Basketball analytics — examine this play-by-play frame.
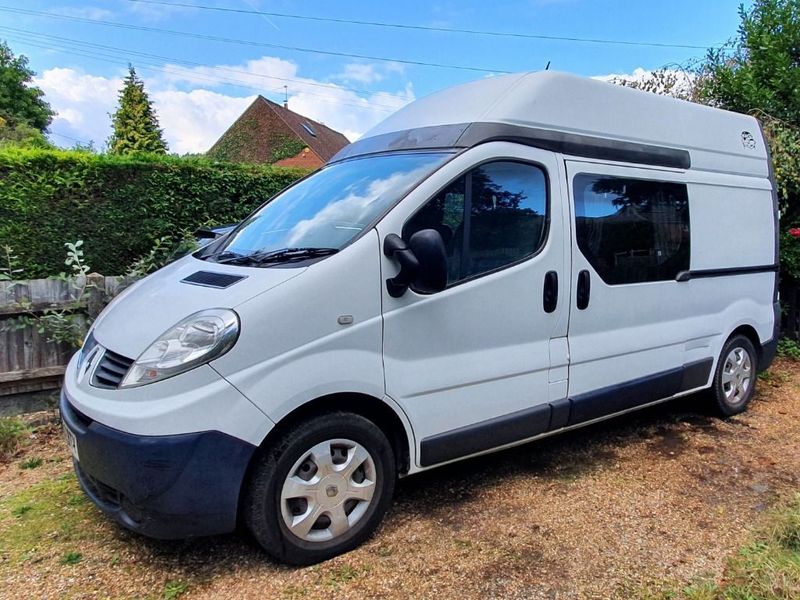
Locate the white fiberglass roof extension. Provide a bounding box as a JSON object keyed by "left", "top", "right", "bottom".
{"left": 333, "top": 71, "right": 769, "bottom": 179}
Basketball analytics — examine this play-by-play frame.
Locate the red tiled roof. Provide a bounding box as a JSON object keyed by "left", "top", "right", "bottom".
{"left": 260, "top": 97, "right": 350, "bottom": 161}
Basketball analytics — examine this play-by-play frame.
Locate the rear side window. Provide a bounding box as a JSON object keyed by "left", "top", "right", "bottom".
{"left": 573, "top": 174, "right": 690, "bottom": 285}
{"left": 404, "top": 161, "right": 548, "bottom": 286}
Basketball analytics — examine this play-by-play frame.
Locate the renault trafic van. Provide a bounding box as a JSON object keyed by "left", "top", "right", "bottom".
{"left": 61, "top": 71, "right": 779, "bottom": 565}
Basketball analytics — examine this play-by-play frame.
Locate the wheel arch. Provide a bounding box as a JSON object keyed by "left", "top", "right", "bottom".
{"left": 728, "top": 324, "right": 763, "bottom": 366}
{"left": 250, "top": 392, "right": 412, "bottom": 476}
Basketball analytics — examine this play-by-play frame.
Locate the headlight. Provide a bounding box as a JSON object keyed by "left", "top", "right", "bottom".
{"left": 120, "top": 308, "right": 239, "bottom": 388}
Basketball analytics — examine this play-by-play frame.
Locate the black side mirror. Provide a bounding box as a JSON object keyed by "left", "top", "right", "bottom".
{"left": 383, "top": 229, "right": 447, "bottom": 297}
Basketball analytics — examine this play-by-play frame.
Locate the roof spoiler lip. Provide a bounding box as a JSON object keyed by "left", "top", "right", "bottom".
{"left": 329, "top": 121, "right": 691, "bottom": 170}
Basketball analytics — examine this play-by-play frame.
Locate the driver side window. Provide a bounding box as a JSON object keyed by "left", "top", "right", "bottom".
{"left": 403, "top": 160, "right": 548, "bottom": 286}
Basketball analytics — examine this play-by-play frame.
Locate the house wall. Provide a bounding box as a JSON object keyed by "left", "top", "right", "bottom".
{"left": 274, "top": 147, "right": 324, "bottom": 169}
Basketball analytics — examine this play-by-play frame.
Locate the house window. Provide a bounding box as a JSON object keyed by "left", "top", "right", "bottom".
{"left": 573, "top": 173, "right": 690, "bottom": 285}
{"left": 301, "top": 123, "right": 317, "bottom": 137}
{"left": 404, "top": 161, "right": 548, "bottom": 286}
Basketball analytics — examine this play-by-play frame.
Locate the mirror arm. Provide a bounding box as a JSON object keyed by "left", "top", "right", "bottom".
{"left": 383, "top": 234, "right": 419, "bottom": 298}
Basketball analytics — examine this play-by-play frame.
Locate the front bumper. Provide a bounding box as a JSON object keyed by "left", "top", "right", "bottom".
{"left": 60, "top": 390, "right": 257, "bottom": 539}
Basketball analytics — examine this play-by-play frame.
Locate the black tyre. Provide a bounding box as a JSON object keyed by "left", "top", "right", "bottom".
{"left": 243, "top": 411, "right": 396, "bottom": 565}
{"left": 708, "top": 334, "right": 758, "bottom": 417}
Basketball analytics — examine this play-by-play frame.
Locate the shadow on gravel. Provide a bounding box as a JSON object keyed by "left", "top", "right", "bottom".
{"left": 123, "top": 392, "right": 730, "bottom": 567}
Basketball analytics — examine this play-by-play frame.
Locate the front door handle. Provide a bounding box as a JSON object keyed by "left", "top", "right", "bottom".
{"left": 543, "top": 271, "right": 558, "bottom": 313}
{"left": 577, "top": 269, "right": 591, "bottom": 310}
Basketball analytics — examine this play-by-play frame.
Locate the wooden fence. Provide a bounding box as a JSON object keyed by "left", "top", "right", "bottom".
{"left": 0, "top": 274, "right": 134, "bottom": 396}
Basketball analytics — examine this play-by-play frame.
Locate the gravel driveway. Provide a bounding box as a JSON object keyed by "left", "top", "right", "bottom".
{"left": 1, "top": 360, "right": 799, "bottom": 599}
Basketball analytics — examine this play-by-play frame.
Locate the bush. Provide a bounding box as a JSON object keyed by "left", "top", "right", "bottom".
{"left": 0, "top": 147, "right": 307, "bottom": 277}
{"left": 0, "top": 417, "right": 29, "bottom": 460}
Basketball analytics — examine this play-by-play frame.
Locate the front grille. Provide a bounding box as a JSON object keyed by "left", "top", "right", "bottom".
{"left": 91, "top": 348, "right": 134, "bottom": 389}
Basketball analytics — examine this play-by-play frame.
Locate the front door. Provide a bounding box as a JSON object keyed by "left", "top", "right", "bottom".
{"left": 378, "top": 143, "right": 569, "bottom": 467}
{"left": 564, "top": 159, "right": 700, "bottom": 426}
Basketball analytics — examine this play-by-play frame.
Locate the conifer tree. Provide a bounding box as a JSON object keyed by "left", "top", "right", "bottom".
{"left": 108, "top": 66, "right": 167, "bottom": 154}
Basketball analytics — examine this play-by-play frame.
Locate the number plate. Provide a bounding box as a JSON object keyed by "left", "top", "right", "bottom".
{"left": 63, "top": 423, "right": 79, "bottom": 462}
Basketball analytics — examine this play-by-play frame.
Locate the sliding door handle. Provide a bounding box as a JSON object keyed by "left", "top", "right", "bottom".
{"left": 577, "top": 269, "right": 591, "bottom": 310}
{"left": 543, "top": 271, "right": 558, "bottom": 313}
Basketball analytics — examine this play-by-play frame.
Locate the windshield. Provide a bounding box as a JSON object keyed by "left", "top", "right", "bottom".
{"left": 203, "top": 152, "right": 451, "bottom": 264}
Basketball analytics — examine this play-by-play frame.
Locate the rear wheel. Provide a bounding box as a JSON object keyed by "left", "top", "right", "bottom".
{"left": 243, "top": 412, "right": 395, "bottom": 565}
{"left": 708, "top": 334, "right": 758, "bottom": 417}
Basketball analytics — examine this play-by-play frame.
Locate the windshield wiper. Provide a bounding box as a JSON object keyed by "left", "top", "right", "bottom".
{"left": 215, "top": 247, "right": 339, "bottom": 266}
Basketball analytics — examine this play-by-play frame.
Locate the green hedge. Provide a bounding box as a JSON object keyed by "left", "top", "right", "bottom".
{"left": 0, "top": 148, "right": 308, "bottom": 277}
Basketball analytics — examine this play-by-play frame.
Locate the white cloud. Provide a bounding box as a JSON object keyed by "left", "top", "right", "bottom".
{"left": 593, "top": 67, "right": 696, "bottom": 97}
{"left": 35, "top": 68, "right": 121, "bottom": 147}
{"left": 51, "top": 6, "right": 115, "bottom": 20}
{"left": 34, "top": 55, "right": 415, "bottom": 152}
{"left": 151, "top": 89, "right": 255, "bottom": 154}
{"left": 337, "top": 62, "right": 406, "bottom": 84}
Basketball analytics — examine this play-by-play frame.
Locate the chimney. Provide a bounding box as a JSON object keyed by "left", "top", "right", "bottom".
{"left": 283, "top": 85, "right": 288, "bottom": 109}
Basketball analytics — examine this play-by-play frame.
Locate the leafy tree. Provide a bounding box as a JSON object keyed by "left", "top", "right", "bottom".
{"left": 0, "top": 40, "right": 53, "bottom": 143}
{"left": 696, "top": 0, "right": 800, "bottom": 124}
{"left": 611, "top": 68, "right": 697, "bottom": 101}
{"left": 108, "top": 66, "right": 167, "bottom": 155}
{"left": 0, "top": 117, "right": 51, "bottom": 149}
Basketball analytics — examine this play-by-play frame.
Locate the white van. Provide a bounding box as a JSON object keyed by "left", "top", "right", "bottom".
{"left": 61, "top": 71, "right": 779, "bottom": 565}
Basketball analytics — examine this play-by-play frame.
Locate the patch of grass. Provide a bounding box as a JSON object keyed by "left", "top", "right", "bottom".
{"left": 20, "top": 457, "right": 43, "bottom": 470}
{"left": 0, "top": 416, "right": 29, "bottom": 460}
{"left": 60, "top": 551, "right": 82, "bottom": 565}
{"left": 657, "top": 494, "right": 800, "bottom": 599}
{"left": 163, "top": 580, "right": 189, "bottom": 599}
{"left": 11, "top": 504, "right": 32, "bottom": 518}
{"left": 777, "top": 338, "right": 800, "bottom": 360}
{"left": 324, "top": 564, "right": 359, "bottom": 587}
{"left": 0, "top": 473, "right": 101, "bottom": 566}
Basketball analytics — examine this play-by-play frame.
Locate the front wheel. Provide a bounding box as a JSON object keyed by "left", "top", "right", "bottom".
{"left": 708, "top": 334, "right": 758, "bottom": 417}
{"left": 243, "top": 412, "right": 396, "bottom": 565}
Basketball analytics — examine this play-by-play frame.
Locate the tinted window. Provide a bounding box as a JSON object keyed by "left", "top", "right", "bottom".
{"left": 573, "top": 174, "right": 690, "bottom": 285}
{"left": 405, "top": 161, "right": 547, "bottom": 285}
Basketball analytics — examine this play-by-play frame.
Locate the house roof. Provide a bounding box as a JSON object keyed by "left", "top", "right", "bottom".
{"left": 257, "top": 96, "right": 350, "bottom": 161}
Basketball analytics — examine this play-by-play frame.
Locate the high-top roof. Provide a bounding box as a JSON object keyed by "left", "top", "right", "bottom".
{"left": 332, "top": 71, "right": 769, "bottom": 179}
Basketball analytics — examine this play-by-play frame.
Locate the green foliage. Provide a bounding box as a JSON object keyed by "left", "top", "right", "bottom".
{"left": 0, "top": 147, "right": 307, "bottom": 277}
{"left": 696, "top": 1, "right": 800, "bottom": 125}
{"left": 0, "top": 118, "right": 52, "bottom": 149}
{"left": 127, "top": 231, "right": 197, "bottom": 278}
{"left": 777, "top": 338, "right": 800, "bottom": 360}
{"left": 0, "top": 40, "right": 53, "bottom": 132}
{"left": 163, "top": 580, "right": 189, "bottom": 599}
{"left": 270, "top": 135, "right": 307, "bottom": 163}
{"left": 19, "top": 457, "right": 43, "bottom": 470}
{"left": 60, "top": 551, "right": 82, "bottom": 565}
{"left": 207, "top": 115, "right": 259, "bottom": 162}
{"left": 0, "top": 417, "right": 29, "bottom": 460}
{"left": 696, "top": 0, "right": 800, "bottom": 226}
{"left": 108, "top": 66, "right": 168, "bottom": 155}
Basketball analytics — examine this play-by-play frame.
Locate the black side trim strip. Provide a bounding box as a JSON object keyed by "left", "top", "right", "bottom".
{"left": 419, "top": 404, "right": 551, "bottom": 467}
{"left": 676, "top": 264, "right": 779, "bottom": 281}
{"left": 330, "top": 122, "right": 691, "bottom": 170}
{"left": 681, "top": 358, "right": 714, "bottom": 391}
{"left": 568, "top": 367, "right": 684, "bottom": 426}
{"left": 418, "top": 359, "right": 715, "bottom": 467}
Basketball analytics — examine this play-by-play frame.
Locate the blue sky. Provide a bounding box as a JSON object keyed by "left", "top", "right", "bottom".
{"left": 0, "top": 0, "right": 748, "bottom": 152}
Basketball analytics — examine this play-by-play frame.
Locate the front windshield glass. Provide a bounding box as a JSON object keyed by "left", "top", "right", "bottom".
{"left": 206, "top": 152, "right": 451, "bottom": 261}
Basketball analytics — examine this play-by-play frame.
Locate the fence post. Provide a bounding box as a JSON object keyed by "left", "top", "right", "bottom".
{"left": 86, "top": 273, "right": 107, "bottom": 319}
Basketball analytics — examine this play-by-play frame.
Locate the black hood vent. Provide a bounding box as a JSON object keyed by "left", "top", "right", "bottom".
{"left": 181, "top": 271, "right": 247, "bottom": 289}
